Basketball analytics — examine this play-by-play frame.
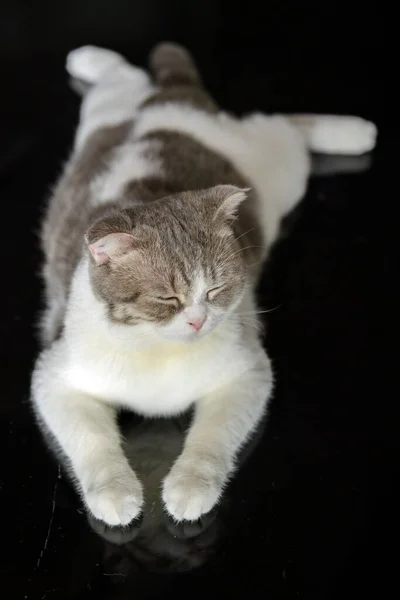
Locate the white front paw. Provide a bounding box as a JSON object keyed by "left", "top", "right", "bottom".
{"left": 84, "top": 472, "right": 143, "bottom": 526}
{"left": 162, "top": 462, "right": 223, "bottom": 522}
{"left": 66, "top": 45, "right": 125, "bottom": 83}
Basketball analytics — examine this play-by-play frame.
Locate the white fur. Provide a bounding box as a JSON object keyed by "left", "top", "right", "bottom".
{"left": 184, "top": 273, "right": 208, "bottom": 331}
{"left": 162, "top": 355, "right": 271, "bottom": 521}
{"left": 66, "top": 45, "right": 126, "bottom": 83}
{"left": 90, "top": 139, "right": 163, "bottom": 205}
{"left": 286, "top": 114, "right": 377, "bottom": 154}
{"left": 33, "top": 46, "right": 378, "bottom": 526}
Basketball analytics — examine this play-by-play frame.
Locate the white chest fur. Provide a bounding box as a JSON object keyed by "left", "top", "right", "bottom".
{"left": 63, "top": 330, "right": 251, "bottom": 416}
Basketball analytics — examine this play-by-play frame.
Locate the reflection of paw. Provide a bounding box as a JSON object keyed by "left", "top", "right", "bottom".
{"left": 162, "top": 461, "right": 223, "bottom": 522}
{"left": 310, "top": 116, "right": 378, "bottom": 155}
{"left": 87, "top": 513, "right": 141, "bottom": 544}
{"left": 164, "top": 506, "right": 218, "bottom": 539}
{"left": 66, "top": 45, "right": 124, "bottom": 83}
{"left": 85, "top": 473, "right": 143, "bottom": 526}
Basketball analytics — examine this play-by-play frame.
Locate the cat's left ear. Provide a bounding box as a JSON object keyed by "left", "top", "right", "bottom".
{"left": 85, "top": 210, "right": 135, "bottom": 265}
{"left": 212, "top": 185, "right": 250, "bottom": 221}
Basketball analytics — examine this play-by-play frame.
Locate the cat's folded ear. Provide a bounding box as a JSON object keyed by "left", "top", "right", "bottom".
{"left": 211, "top": 185, "right": 250, "bottom": 222}
{"left": 85, "top": 211, "right": 136, "bottom": 265}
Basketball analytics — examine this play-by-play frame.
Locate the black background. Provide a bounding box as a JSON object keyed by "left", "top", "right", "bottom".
{"left": 0, "top": 2, "right": 393, "bottom": 599}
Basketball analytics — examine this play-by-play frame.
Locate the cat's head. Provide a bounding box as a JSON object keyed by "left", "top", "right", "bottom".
{"left": 85, "top": 185, "right": 249, "bottom": 343}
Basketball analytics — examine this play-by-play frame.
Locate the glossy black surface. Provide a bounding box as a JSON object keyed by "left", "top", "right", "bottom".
{"left": 1, "top": 2, "right": 392, "bottom": 599}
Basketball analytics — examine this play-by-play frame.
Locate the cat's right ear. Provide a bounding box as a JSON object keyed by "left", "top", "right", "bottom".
{"left": 85, "top": 212, "right": 135, "bottom": 265}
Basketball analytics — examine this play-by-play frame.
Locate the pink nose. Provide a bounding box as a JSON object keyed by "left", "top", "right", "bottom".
{"left": 187, "top": 317, "right": 206, "bottom": 332}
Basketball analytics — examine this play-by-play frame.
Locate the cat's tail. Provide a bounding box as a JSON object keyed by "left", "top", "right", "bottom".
{"left": 149, "top": 42, "right": 202, "bottom": 87}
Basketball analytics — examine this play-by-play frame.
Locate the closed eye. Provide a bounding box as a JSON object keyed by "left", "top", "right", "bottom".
{"left": 155, "top": 295, "right": 180, "bottom": 308}
{"left": 207, "top": 285, "right": 225, "bottom": 301}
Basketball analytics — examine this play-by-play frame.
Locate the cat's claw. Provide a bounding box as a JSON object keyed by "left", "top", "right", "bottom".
{"left": 66, "top": 45, "right": 125, "bottom": 83}
{"left": 162, "top": 463, "right": 223, "bottom": 522}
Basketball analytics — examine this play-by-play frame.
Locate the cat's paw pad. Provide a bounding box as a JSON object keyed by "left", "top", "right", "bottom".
{"left": 311, "top": 116, "right": 378, "bottom": 155}
{"left": 66, "top": 46, "right": 125, "bottom": 83}
{"left": 162, "top": 464, "right": 223, "bottom": 522}
{"left": 85, "top": 477, "right": 143, "bottom": 526}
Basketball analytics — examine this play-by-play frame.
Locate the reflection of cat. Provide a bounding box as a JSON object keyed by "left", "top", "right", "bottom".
{"left": 31, "top": 42, "right": 377, "bottom": 528}
{"left": 89, "top": 413, "right": 265, "bottom": 573}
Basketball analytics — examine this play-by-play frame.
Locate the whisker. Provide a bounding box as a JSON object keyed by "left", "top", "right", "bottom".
{"left": 246, "top": 260, "right": 263, "bottom": 270}
{"left": 216, "top": 244, "right": 263, "bottom": 269}
{"left": 215, "top": 227, "right": 255, "bottom": 256}
{"left": 232, "top": 311, "right": 261, "bottom": 323}
{"left": 237, "top": 305, "right": 282, "bottom": 316}
{"left": 234, "top": 318, "right": 265, "bottom": 335}
{"left": 227, "top": 227, "right": 256, "bottom": 249}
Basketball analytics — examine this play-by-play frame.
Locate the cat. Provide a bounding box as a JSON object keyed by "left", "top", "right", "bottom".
{"left": 31, "top": 42, "right": 377, "bottom": 527}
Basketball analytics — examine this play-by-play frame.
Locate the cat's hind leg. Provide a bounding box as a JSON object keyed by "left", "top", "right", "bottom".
{"left": 236, "top": 113, "right": 311, "bottom": 247}
{"left": 66, "top": 45, "right": 127, "bottom": 84}
{"left": 67, "top": 46, "right": 156, "bottom": 151}
{"left": 237, "top": 111, "right": 377, "bottom": 249}
{"left": 284, "top": 114, "right": 377, "bottom": 155}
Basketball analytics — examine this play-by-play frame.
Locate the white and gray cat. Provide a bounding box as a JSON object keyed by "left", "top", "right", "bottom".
{"left": 31, "top": 43, "right": 377, "bottom": 526}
